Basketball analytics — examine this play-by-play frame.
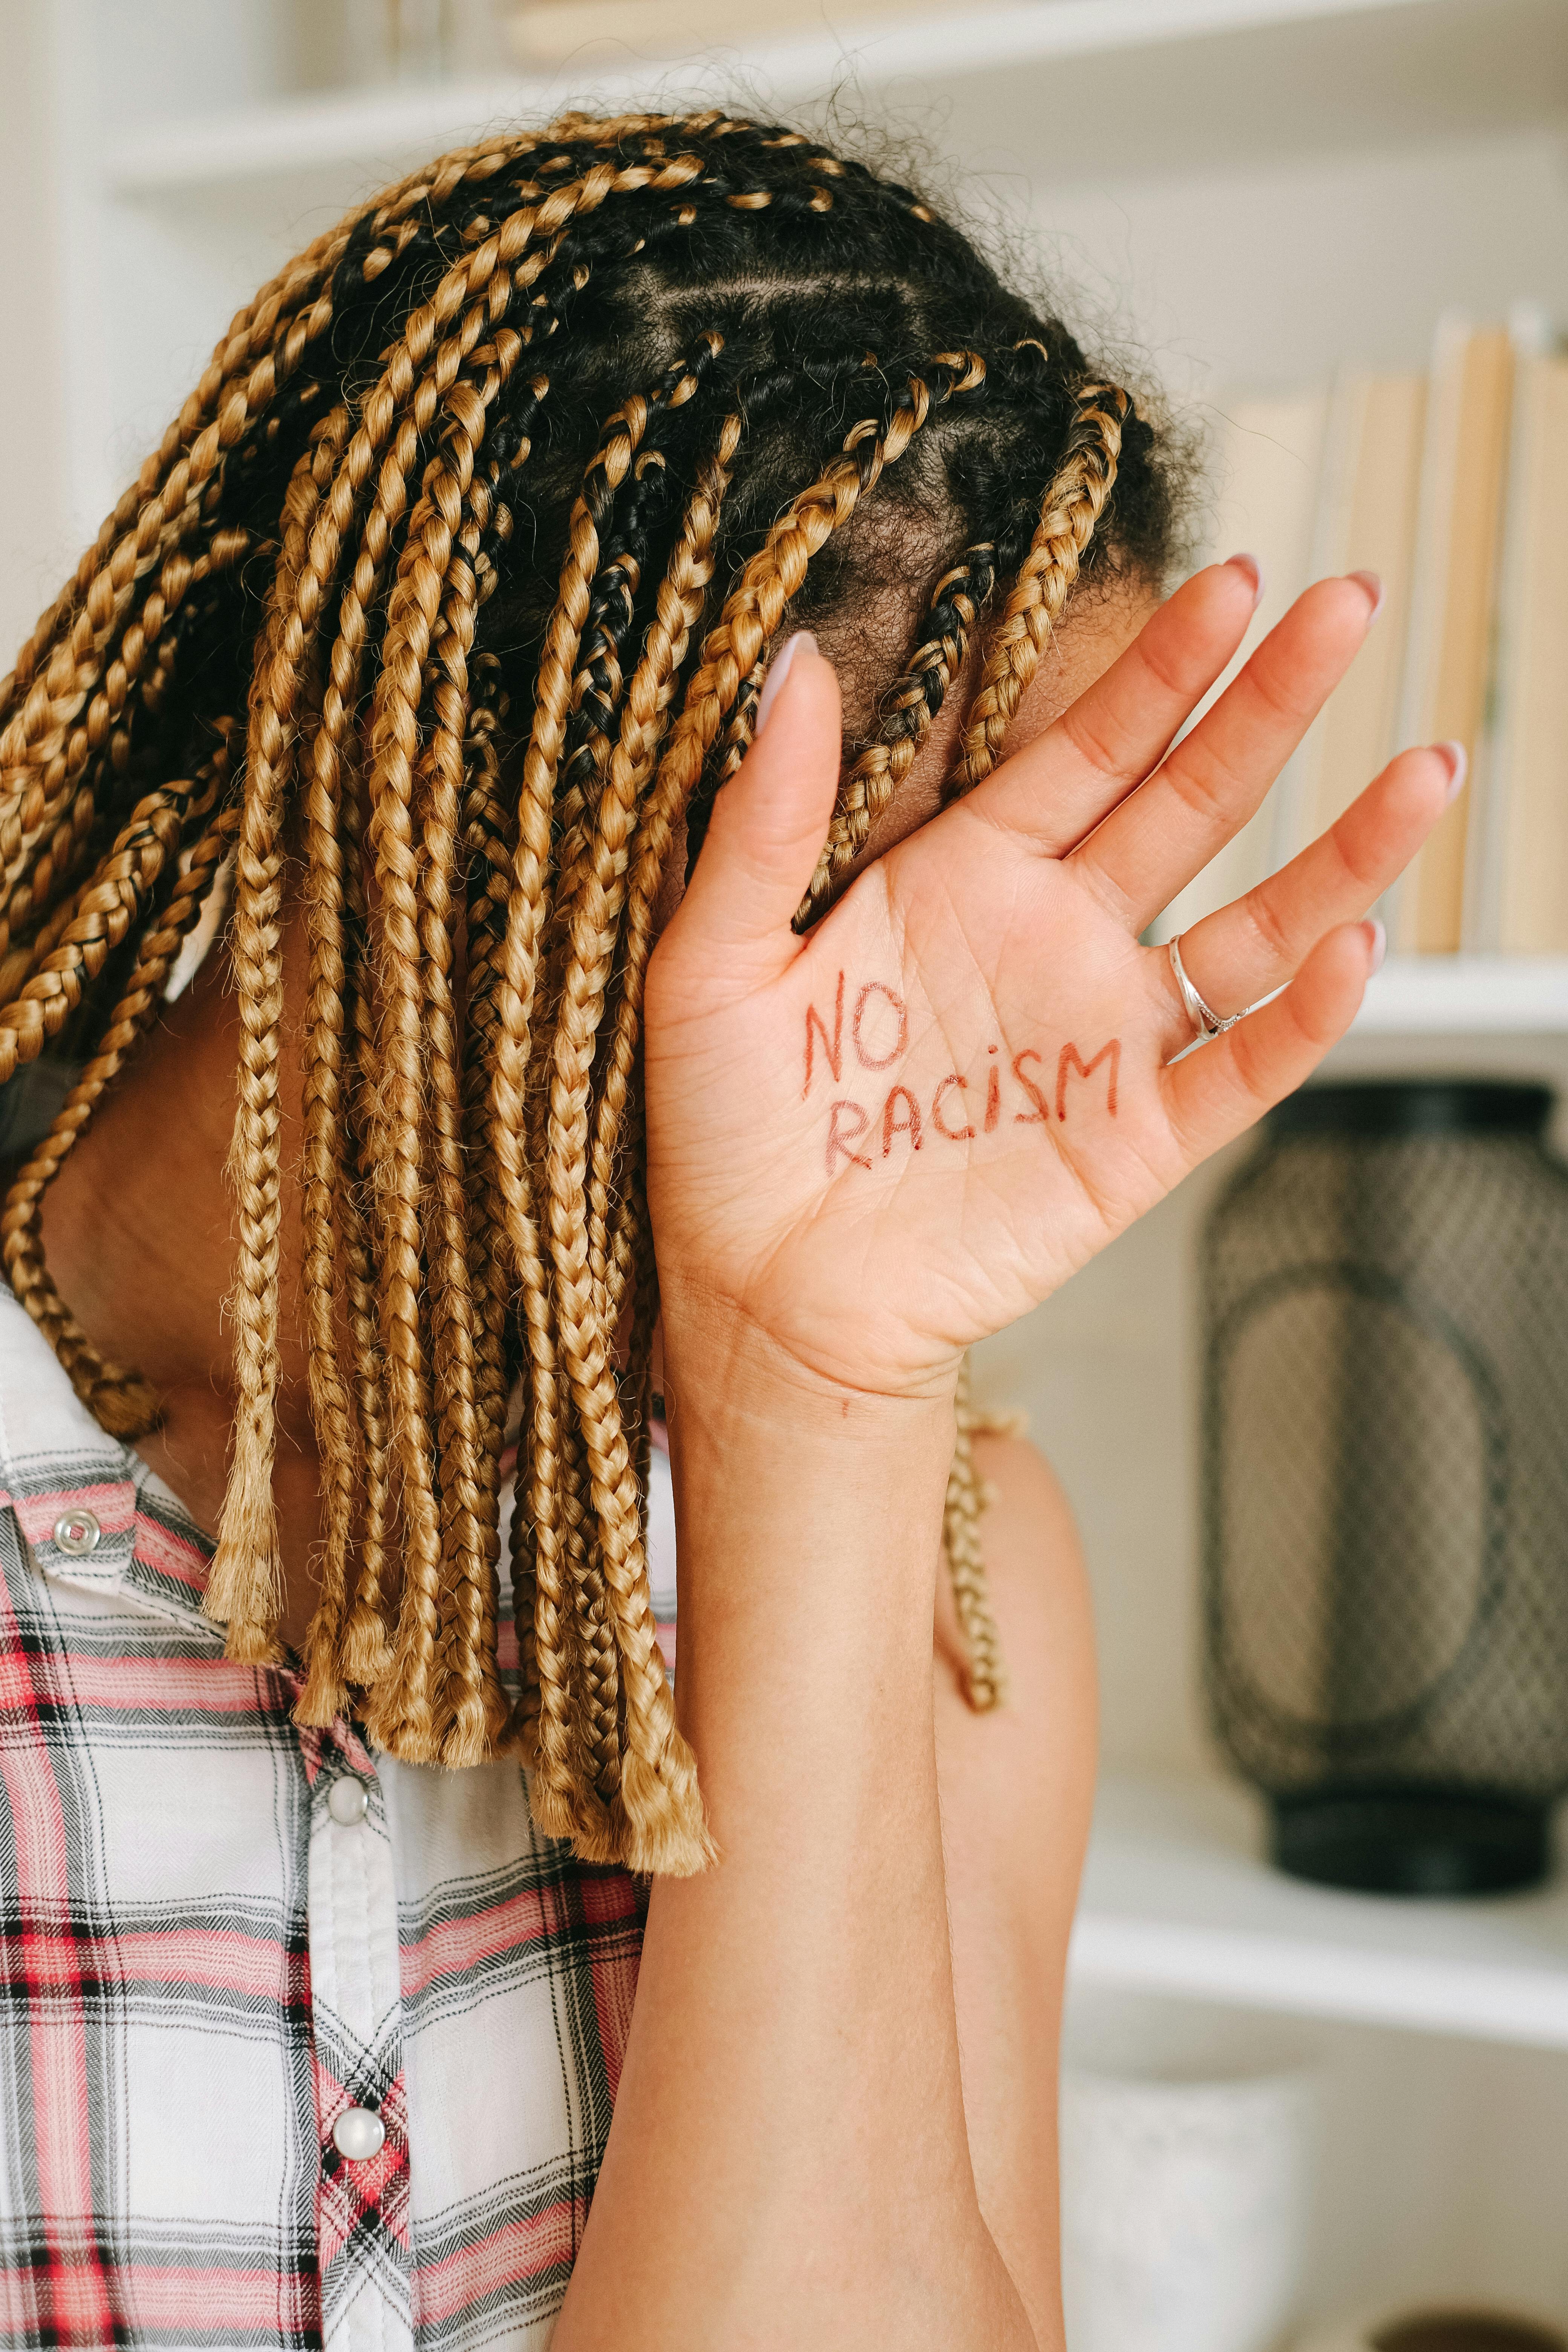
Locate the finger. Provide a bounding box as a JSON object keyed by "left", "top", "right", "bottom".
{"left": 675, "top": 634, "right": 841, "bottom": 971}
{"left": 1163, "top": 919, "right": 1378, "bottom": 1164}
{"left": 961, "top": 556, "right": 1262, "bottom": 853}
{"left": 1072, "top": 572, "right": 1382, "bottom": 926}
{"left": 1160, "top": 742, "right": 1458, "bottom": 1038}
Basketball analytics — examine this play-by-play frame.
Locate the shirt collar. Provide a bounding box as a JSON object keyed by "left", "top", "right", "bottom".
{"left": 0, "top": 1281, "right": 218, "bottom": 1637}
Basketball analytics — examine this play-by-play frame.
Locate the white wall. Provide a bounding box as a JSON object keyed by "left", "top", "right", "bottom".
{"left": 0, "top": 0, "right": 73, "bottom": 669}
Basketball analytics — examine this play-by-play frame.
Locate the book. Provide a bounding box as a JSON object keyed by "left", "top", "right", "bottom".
{"left": 1150, "top": 389, "right": 1328, "bottom": 945}
{"left": 1289, "top": 371, "right": 1426, "bottom": 854}
{"left": 1390, "top": 318, "right": 1516, "bottom": 953}
{"left": 1489, "top": 348, "right": 1568, "bottom": 952}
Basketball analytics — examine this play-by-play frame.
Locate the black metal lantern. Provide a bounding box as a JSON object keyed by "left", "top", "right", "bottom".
{"left": 1202, "top": 1080, "right": 1568, "bottom": 1896}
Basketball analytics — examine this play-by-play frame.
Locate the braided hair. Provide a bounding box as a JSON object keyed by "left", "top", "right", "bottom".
{"left": 0, "top": 110, "right": 1180, "bottom": 1873}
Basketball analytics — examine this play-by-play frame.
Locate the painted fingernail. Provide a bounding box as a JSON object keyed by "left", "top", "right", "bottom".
{"left": 755, "top": 631, "right": 817, "bottom": 739}
{"left": 1225, "top": 551, "right": 1265, "bottom": 611}
{"left": 1347, "top": 568, "right": 1385, "bottom": 623}
{"left": 1434, "top": 739, "right": 1468, "bottom": 804}
{"left": 1363, "top": 917, "right": 1387, "bottom": 973}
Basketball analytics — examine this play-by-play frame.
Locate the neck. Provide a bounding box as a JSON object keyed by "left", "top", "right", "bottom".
{"left": 37, "top": 946, "right": 327, "bottom": 1648}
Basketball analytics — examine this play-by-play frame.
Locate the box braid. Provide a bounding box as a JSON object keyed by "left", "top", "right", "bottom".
{"left": 0, "top": 110, "right": 1181, "bottom": 1873}
{"left": 801, "top": 536, "right": 997, "bottom": 909}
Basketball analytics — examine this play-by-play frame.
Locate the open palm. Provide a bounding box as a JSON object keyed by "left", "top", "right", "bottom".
{"left": 645, "top": 560, "right": 1453, "bottom": 1396}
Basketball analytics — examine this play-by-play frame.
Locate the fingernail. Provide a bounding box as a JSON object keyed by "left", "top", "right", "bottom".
{"left": 1225, "top": 551, "right": 1265, "bottom": 611}
{"left": 1433, "top": 739, "right": 1468, "bottom": 804}
{"left": 1347, "top": 568, "right": 1385, "bottom": 623}
{"left": 755, "top": 631, "right": 817, "bottom": 739}
{"left": 1363, "top": 917, "right": 1387, "bottom": 974}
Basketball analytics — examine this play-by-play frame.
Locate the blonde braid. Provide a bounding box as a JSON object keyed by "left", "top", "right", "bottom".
{"left": 539, "top": 347, "right": 724, "bottom": 1789}
{"left": 588, "top": 420, "right": 744, "bottom": 1348}
{"left": 584, "top": 545, "right": 729, "bottom": 1324}
{"left": 205, "top": 368, "right": 397, "bottom": 1665}
{"left": 489, "top": 400, "right": 651, "bottom": 1840}
{"left": 354, "top": 422, "right": 460, "bottom": 1762}
{"left": 294, "top": 407, "right": 367, "bottom": 1726}
{"left": 517, "top": 431, "right": 715, "bottom": 1821}
{"left": 293, "top": 338, "right": 448, "bottom": 1695}
{"left": 534, "top": 401, "right": 662, "bottom": 1814}
{"left": 801, "top": 539, "right": 995, "bottom": 916}
{"left": 200, "top": 611, "right": 303, "bottom": 1662}
{"left": 1, "top": 315, "right": 312, "bottom": 840}
{"left": 0, "top": 507, "right": 216, "bottom": 982}
{"left": 457, "top": 655, "right": 518, "bottom": 1564}
{"left": 309, "top": 541, "right": 395, "bottom": 1694}
{"left": 510, "top": 397, "right": 667, "bottom": 1808}
{"left": 0, "top": 777, "right": 101, "bottom": 1002}
{"left": 0, "top": 779, "right": 184, "bottom": 1086}
{"left": 943, "top": 1355, "right": 1008, "bottom": 1710}
{"left": 948, "top": 382, "right": 1129, "bottom": 799}
{"left": 711, "top": 656, "right": 763, "bottom": 789}
{"left": 0, "top": 768, "right": 236, "bottom": 1436}
{"left": 416, "top": 368, "right": 520, "bottom": 1766}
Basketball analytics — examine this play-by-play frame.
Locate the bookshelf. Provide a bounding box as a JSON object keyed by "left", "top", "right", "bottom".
{"left": 6, "top": 0, "right": 1568, "bottom": 2325}
{"left": 1074, "top": 1773, "right": 1568, "bottom": 2051}
{"left": 1358, "top": 956, "right": 1568, "bottom": 1033}
{"left": 1069, "top": 1778, "right": 1568, "bottom": 2321}
{"left": 97, "top": 0, "right": 1513, "bottom": 197}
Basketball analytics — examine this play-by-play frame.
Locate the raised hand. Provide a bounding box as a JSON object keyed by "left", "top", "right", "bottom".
{"left": 644, "top": 559, "right": 1455, "bottom": 1396}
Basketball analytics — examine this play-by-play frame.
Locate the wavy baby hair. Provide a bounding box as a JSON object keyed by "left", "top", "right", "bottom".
{"left": 0, "top": 110, "right": 1179, "bottom": 1873}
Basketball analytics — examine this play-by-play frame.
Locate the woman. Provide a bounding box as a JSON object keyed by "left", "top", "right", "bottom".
{"left": 0, "top": 110, "right": 1450, "bottom": 2350}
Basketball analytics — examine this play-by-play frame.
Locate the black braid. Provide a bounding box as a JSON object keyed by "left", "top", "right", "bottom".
{"left": 890, "top": 539, "right": 999, "bottom": 743}
{"left": 558, "top": 340, "right": 728, "bottom": 805}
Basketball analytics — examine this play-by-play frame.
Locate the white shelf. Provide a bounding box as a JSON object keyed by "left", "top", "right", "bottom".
{"left": 100, "top": 0, "right": 1532, "bottom": 196}
{"left": 1071, "top": 1773, "right": 1568, "bottom": 2049}
{"left": 1354, "top": 956, "right": 1568, "bottom": 1034}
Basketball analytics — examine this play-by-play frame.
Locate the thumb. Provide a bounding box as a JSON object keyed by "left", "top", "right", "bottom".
{"left": 676, "top": 632, "right": 842, "bottom": 969}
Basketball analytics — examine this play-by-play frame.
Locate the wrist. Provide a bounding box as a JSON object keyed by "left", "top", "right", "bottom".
{"left": 656, "top": 1272, "right": 961, "bottom": 1436}
{"left": 658, "top": 1288, "right": 956, "bottom": 1635}
{"left": 657, "top": 1291, "right": 957, "bottom": 1761}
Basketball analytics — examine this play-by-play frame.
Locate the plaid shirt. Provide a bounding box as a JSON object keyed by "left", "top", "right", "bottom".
{"left": 0, "top": 1281, "right": 679, "bottom": 2350}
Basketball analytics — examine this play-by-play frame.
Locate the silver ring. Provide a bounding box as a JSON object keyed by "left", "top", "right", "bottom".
{"left": 1168, "top": 934, "right": 1240, "bottom": 1049}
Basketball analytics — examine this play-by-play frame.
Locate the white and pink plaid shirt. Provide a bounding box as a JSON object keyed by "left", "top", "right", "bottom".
{"left": 0, "top": 1280, "right": 679, "bottom": 2351}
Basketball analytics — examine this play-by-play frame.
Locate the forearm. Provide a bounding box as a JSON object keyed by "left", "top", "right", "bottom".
{"left": 553, "top": 1309, "right": 1035, "bottom": 2350}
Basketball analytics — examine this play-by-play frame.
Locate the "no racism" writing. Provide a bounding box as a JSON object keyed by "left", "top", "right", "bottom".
{"left": 802, "top": 971, "right": 1120, "bottom": 1178}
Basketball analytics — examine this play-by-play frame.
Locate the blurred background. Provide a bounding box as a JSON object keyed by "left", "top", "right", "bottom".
{"left": 4, "top": 2, "right": 1568, "bottom": 2342}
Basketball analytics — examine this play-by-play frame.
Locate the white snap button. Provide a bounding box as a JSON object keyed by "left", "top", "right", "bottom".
{"left": 53, "top": 1509, "right": 101, "bottom": 1557}
{"left": 327, "top": 1776, "right": 369, "bottom": 1826}
{"left": 331, "top": 2106, "right": 385, "bottom": 2162}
